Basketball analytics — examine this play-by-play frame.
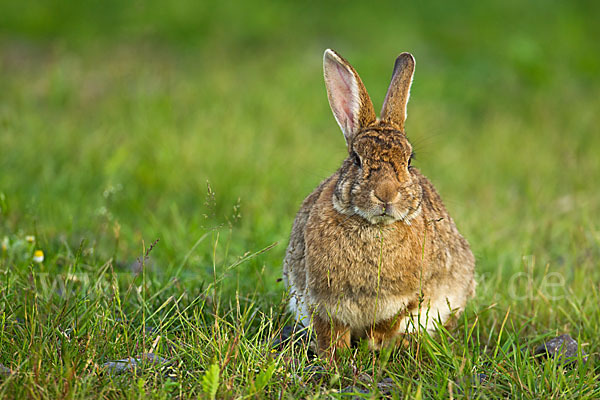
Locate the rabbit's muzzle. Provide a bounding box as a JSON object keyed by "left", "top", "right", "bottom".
{"left": 350, "top": 169, "right": 422, "bottom": 226}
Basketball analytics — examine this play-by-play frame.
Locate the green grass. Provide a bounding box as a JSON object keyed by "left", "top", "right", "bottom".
{"left": 1, "top": 0, "right": 599, "bottom": 398}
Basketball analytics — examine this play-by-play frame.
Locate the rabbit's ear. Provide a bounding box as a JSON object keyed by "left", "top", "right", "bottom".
{"left": 380, "top": 53, "right": 415, "bottom": 130}
{"left": 324, "top": 49, "right": 376, "bottom": 144}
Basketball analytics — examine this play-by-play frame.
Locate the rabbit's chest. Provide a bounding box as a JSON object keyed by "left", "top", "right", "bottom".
{"left": 304, "top": 216, "right": 428, "bottom": 313}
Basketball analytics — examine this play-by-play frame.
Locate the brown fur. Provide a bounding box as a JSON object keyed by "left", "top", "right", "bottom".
{"left": 283, "top": 50, "right": 475, "bottom": 358}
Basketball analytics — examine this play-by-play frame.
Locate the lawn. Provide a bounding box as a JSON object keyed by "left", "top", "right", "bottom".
{"left": 1, "top": 1, "right": 599, "bottom": 398}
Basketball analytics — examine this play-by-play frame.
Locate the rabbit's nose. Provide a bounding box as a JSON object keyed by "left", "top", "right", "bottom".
{"left": 374, "top": 181, "right": 400, "bottom": 204}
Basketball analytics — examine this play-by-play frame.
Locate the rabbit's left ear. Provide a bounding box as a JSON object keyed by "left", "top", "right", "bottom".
{"left": 380, "top": 53, "right": 415, "bottom": 130}
{"left": 324, "top": 49, "right": 376, "bottom": 145}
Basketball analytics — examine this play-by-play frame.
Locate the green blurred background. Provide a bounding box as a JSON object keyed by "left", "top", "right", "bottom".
{"left": 1, "top": 0, "right": 599, "bottom": 299}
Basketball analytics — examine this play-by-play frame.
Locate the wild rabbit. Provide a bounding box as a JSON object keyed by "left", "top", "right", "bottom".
{"left": 283, "top": 49, "right": 475, "bottom": 359}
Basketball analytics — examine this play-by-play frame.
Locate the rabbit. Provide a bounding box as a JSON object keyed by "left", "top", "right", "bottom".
{"left": 282, "top": 49, "right": 476, "bottom": 359}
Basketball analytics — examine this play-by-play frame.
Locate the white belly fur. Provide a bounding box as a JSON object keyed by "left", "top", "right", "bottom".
{"left": 288, "top": 280, "right": 464, "bottom": 337}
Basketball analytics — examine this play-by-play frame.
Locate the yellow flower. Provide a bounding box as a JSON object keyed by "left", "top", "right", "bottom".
{"left": 26, "top": 235, "right": 35, "bottom": 243}
{"left": 1, "top": 237, "right": 7, "bottom": 252}
{"left": 33, "top": 250, "right": 44, "bottom": 263}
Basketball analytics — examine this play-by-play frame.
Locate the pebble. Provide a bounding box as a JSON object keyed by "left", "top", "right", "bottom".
{"left": 534, "top": 334, "right": 588, "bottom": 366}
{"left": 0, "top": 364, "right": 12, "bottom": 376}
{"left": 101, "top": 353, "right": 170, "bottom": 375}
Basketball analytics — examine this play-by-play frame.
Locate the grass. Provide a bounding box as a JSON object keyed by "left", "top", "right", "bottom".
{"left": 1, "top": 0, "right": 599, "bottom": 398}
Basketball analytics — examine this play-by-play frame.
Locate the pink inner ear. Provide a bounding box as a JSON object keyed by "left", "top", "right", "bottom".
{"left": 332, "top": 63, "right": 356, "bottom": 133}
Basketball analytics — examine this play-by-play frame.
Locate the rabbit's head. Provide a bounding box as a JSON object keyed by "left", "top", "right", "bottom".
{"left": 324, "top": 49, "right": 422, "bottom": 225}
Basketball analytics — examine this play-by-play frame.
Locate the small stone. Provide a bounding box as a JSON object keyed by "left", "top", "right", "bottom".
{"left": 0, "top": 364, "right": 12, "bottom": 376}
{"left": 271, "top": 325, "right": 295, "bottom": 348}
{"left": 475, "top": 373, "right": 488, "bottom": 384}
{"left": 534, "top": 334, "right": 588, "bottom": 366}
{"left": 377, "top": 377, "right": 398, "bottom": 395}
{"left": 303, "top": 364, "right": 327, "bottom": 381}
{"left": 303, "top": 364, "right": 325, "bottom": 373}
{"left": 101, "top": 353, "right": 170, "bottom": 375}
{"left": 357, "top": 372, "right": 373, "bottom": 384}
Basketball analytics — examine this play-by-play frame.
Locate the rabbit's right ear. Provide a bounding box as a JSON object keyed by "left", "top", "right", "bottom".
{"left": 324, "top": 49, "right": 376, "bottom": 145}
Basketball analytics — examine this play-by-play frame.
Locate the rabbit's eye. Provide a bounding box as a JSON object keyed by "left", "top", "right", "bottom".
{"left": 351, "top": 151, "right": 362, "bottom": 168}
{"left": 408, "top": 152, "right": 415, "bottom": 168}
